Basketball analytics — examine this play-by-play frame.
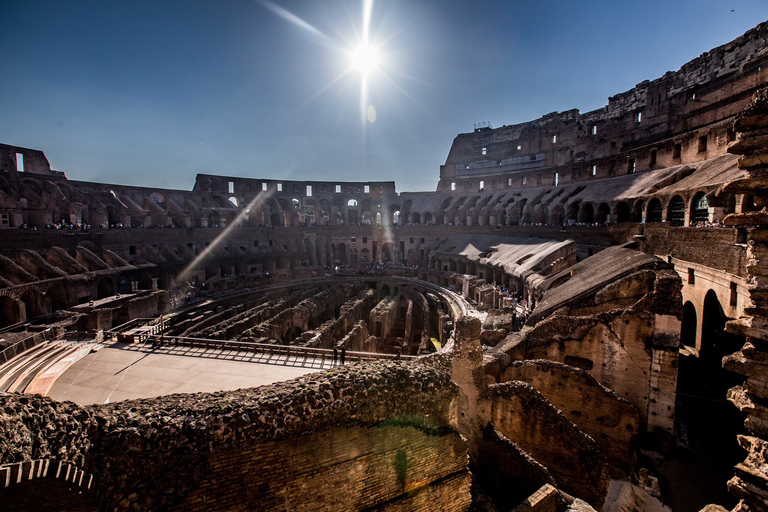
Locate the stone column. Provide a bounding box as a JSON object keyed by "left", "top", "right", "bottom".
{"left": 721, "top": 87, "right": 768, "bottom": 512}
{"left": 450, "top": 316, "right": 489, "bottom": 461}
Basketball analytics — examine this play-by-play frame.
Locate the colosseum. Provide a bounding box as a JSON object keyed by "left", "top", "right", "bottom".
{"left": 2, "top": 18, "right": 768, "bottom": 512}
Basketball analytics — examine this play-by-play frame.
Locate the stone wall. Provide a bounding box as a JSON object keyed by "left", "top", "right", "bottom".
{"left": 489, "top": 381, "right": 609, "bottom": 507}
{"left": 499, "top": 360, "right": 639, "bottom": 478}
{"left": 0, "top": 361, "right": 469, "bottom": 511}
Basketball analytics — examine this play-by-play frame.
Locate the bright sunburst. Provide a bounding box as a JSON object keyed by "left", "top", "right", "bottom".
{"left": 350, "top": 42, "right": 380, "bottom": 76}
{"left": 262, "top": 0, "right": 409, "bottom": 128}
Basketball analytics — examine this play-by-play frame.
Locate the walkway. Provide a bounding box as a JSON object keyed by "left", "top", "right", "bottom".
{"left": 47, "top": 340, "right": 320, "bottom": 405}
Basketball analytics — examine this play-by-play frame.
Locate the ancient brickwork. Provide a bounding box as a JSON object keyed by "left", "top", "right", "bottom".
{"left": 0, "top": 361, "right": 466, "bottom": 510}
{"left": 489, "top": 381, "right": 609, "bottom": 507}
{"left": 721, "top": 86, "right": 768, "bottom": 511}
{"left": 500, "top": 360, "right": 639, "bottom": 478}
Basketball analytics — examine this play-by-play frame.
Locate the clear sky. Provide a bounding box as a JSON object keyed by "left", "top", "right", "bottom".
{"left": 2, "top": 1, "right": 767, "bottom": 192}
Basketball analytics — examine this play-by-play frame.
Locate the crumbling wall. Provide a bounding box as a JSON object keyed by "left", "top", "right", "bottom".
{"left": 489, "top": 381, "right": 610, "bottom": 508}
{"left": 0, "top": 362, "right": 469, "bottom": 511}
{"left": 500, "top": 360, "right": 639, "bottom": 478}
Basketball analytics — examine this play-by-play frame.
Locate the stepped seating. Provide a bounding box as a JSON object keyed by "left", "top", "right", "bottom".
{"left": 0, "top": 341, "right": 96, "bottom": 395}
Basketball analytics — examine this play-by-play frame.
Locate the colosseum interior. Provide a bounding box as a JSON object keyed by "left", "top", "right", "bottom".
{"left": 2, "top": 19, "right": 768, "bottom": 512}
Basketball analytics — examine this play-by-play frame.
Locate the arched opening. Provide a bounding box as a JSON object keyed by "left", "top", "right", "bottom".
{"left": 0, "top": 296, "right": 22, "bottom": 327}
{"left": 411, "top": 212, "right": 421, "bottom": 225}
{"left": 566, "top": 202, "right": 579, "bottom": 224}
{"left": 361, "top": 211, "right": 371, "bottom": 225}
{"left": 382, "top": 242, "right": 394, "bottom": 262}
{"left": 681, "top": 301, "right": 697, "bottom": 348}
{"left": 424, "top": 212, "right": 433, "bottom": 225}
{"left": 615, "top": 202, "right": 631, "bottom": 223}
{"left": 393, "top": 210, "right": 400, "bottom": 225}
{"left": 97, "top": 278, "right": 114, "bottom": 299}
{"left": 270, "top": 212, "right": 282, "bottom": 227}
{"left": 632, "top": 200, "right": 644, "bottom": 222}
{"left": 668, "top": 195, "right": 686, "bottom": 225}
{"left": 596, "top": 203, "right": 610, "bottom": 224}
{"left": 691, "top": 192, "right": 709, "bottom": 224}
{"left": 337, "top": 243, "right": 347, "bottom": 265}
{"left": 647, "top": 198, "right": 663, "bottom": 222}
{"left": 549, "top": 206, "right": 565, "bottom": 226}
{"left": 381, "top": 285, "right": 391, "bottom": 296}
{"left": 375, "top": 212, "right": 382, "bottom": 226}
{"left": 21, "top": 289, "right": 46, "bottom": 319}
{"left": 48, "top": 284, "right": 68, "bottom": 312}
{"left": 581, "top": 203, "right": 594, "bottom": 224}
{"left": 675, "top": 289, "right": 747, "bottom": 511}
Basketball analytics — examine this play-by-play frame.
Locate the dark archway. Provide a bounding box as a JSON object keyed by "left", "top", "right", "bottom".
{"left": 668, "top": 195, "right": 686, "bottom": 225}
{"left": 382, "top": 243, "right": 394, "bottom": 262}
{"left": 337, "top": 243, "right": 347, "bottom": 265}
{"left": 681, "top": 301, "right": 697, "bottom": 348}
{"left": 48, "top": 284, "right": 68, "bottom": 312}
{"left": 674, "top": 290, "right": 746, "bottom": 510}
{"left": 615, "top": 202, "right": 631, "bottom": 223}
{"left": 21, "top": 289, "right": 46, "bottom": 319}
{"left": 596, "top": 203, "right": 610, "bottom": 224}
{"left": 581, "top": 203, "right": 594, "bottom": 224}
{"left": 647, "top": 198, "right": 663, "bottom": 222}
{"left": 97, "top": 278, "right": 114, "bottom": 299}
{"left": 691, "top": 192, "right": 709, "bottom": 224}
{"left": 0, "top": 296, "right": 22, "bottom": 327}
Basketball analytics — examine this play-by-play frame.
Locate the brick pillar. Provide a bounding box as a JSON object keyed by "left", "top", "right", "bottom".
{"left": 721, "top": 87, "right": 768, "bottom": 511}
{"left": 451, "top": 316, "right": 489, "bottom": 461}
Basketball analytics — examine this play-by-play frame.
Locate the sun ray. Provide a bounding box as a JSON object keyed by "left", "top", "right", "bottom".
{"left": 176, "top": 189, "right": 275, "bottom": 284}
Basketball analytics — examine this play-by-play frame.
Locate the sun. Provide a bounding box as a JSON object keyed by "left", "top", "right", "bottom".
{"left": 350, "top": 42, "right": 380, "bottom": 76}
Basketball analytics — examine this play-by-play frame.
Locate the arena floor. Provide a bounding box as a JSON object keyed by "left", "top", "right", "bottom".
{"left": 47, "top": 341, "right": 321, "bottom": 405}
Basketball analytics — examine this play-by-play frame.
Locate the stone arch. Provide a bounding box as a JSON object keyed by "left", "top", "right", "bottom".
{"left": 149, "top": 191, "right": 165, "bottom": 204}
{"left": 382, "top": 242, "right": 394, "bottom": 262}
{"left": 691, "top": 191, "right": 709, "bottom": 224}
{"left": 701, "top": 290, "right": 725, "bottom": 360}
{"left": 547, "top": 205, "right": 563, "bottom": 226}
{"left": 632, "top": 200, "right": 644, "bottom": 223}
{"left": 615, "top": 202, "right": 631, "bottom": 223}
{"left": 337, "top": 243, "right": 347, "bottom": 265}
{"left": 411, "top": 212, "right": 421, "bottom": 225}
{"left": 580, "top": 203, "right": 594, "bottom": 224}
{"left": 667, "top": 195, "right": 686, "bottom": 225}
{"left": 646, "top": 198, "right": 663, "bottom": 223}
{"left": 20, "top": 287, "right": 46, "bottom": 319}
{"left": 47, "top": 283, "right": 68, "bottom": 312}
{"left": 97, "top": 277, "right": 114, "bottom": 299}
{"left": 424, "top": 212, "right": 433, "bottom": 225}
{"left": 566, "top": 202, "right": 579, "bottom": 223}
{"left": 596, "top": 203, "right": 610, "bottom": 224}
{"left": 681, "top": 301, "right": 697, "bottom": 348}
{"left": 0, "top": 294, "right": 23, "bottom": 327}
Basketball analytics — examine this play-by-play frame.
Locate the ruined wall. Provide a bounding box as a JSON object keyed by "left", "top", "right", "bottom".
{"left": 0, "top": 362, "right": 469, "bottom": 511}
{"left": 489, "top": 381, "right": 609, "bottom": 507}
{"left": 499, "top": 360, "right": 639, "bottom": 478}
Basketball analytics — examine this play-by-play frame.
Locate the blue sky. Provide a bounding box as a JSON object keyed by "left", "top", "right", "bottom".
{"left": 2, "top": 1, "right": 767, "bottom": 192}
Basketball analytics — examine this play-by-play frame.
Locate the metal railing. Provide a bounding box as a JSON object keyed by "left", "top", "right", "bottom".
{"left": 149, "top": 335, "right": 416, "bottom": 365}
